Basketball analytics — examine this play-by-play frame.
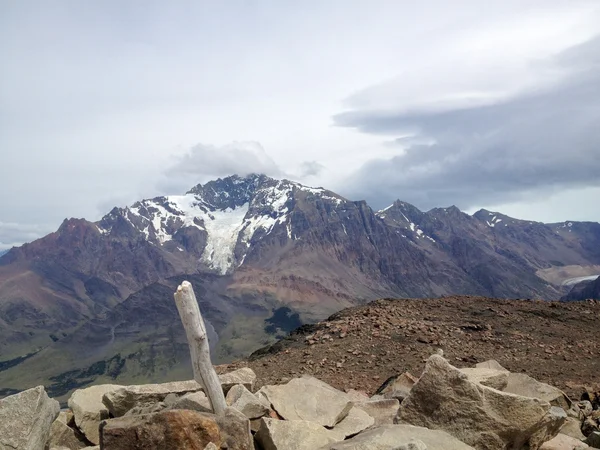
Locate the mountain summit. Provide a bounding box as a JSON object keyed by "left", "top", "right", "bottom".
{"left": 0, "top": 174, "right": 599, "bottom": 399}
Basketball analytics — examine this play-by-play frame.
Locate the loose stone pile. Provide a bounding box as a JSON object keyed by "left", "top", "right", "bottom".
{"left": 0, "top": 357, "right": 598, "bottom": 450}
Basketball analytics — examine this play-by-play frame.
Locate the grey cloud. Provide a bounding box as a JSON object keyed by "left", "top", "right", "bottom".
{"left": 334, "top": 36, "right": 600, "bottom": 211}
{"left": 0, "top": 221, "right": 50, "bottom": 250}
{"left": 158, "top": 141, "right": 283, "bottom": 193}
{"left": 298, "top": 161, "right": 326, "bottom": 178}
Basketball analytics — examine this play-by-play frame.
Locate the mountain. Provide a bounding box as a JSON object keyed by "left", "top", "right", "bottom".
{"left": 1, "top": 174, "right": 599, "bottom": 400}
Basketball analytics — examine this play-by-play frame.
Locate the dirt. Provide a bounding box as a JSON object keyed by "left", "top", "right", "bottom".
{"left": 218, "top": 296, "right": 600, "bottom": 401}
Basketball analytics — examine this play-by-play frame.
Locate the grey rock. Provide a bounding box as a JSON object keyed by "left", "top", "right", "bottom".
{"left": 255, "top": 418, "right": 337, "bottom": 450}
{"left": 219, "top": 368, "right": 257, "bottom": 394}
{"left": 397, "top": 354, "right": 566, "bottom": 450}
{"left": 328, "top": 406, "right": 375, "bottom": 440}
{"left": 101, "top": 369, "right": 256, "bottom": 418}
{"left": 0, "top": 385, "right": 60, "bottom": 450}
{"left": 226, "top": 384, "right": 270, "bottom": 419}
{"left": 68, "top": 384, "right": 122, "bottom": 445}
{"left": 123, "top": 401, "right": 166, "bottom": 416}
{"left": 170, "top": 391, "right": 213, "bottom": 413}
{"left": 458, "top": 367, "right": 509, "bottom": 390}
{"left": 46, "top": 411, "right": 89, "bottom": 449}
{"left": 376, "top": 372, "right": 418, "bottom": 402}
{"left": 257, "top": 376, "right": 352, "bottom": 427}
{"left": 321, "top": 424, "right": 475, "bottom": 450}
{"left": 102, "top": 380, "right": 202, "bottom": 417}
{"left": 560, "top": 416, "right": 586, "bottom": 440}
{"left": 355, "top": 399, "right": 400, "bottom": 426}
{"left": 504, "top": 372, "right": 572, "bottom": 410}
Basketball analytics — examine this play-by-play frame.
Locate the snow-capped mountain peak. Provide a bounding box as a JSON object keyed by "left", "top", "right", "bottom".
{"left": 96, "top": 174, "right": 345, "bottom": 274}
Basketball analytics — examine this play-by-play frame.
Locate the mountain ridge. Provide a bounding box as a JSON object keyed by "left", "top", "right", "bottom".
{"left": 1, "top": 173, "right": 599, "bottom": 399}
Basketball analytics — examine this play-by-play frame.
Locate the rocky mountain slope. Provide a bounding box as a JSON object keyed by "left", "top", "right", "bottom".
{"left": 1, "top": 174, "right": 599, "bottom": 400}
{"left": 228, "top": 296, "right": 600, "bottom": 402}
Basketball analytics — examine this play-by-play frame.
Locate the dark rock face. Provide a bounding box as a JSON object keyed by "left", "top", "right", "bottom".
{"left": 562, "top": 276, "right": 600, "bottom": 301}
{"left": 1, "top": 174, "right": 599, "bottom": 400}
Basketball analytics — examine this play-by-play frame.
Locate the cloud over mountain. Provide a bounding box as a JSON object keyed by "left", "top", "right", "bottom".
{"left": 335, "top": 36, "right": 600, "bottom": 210}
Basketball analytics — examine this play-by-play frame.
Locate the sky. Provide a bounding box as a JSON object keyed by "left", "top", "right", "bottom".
{"left": 1, "top": 1, "right": 600, "bottom": 249}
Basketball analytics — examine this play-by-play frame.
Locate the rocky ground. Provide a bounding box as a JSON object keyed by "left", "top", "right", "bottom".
{"left": 220, "top": 296, "right": 600, "bottom": 401}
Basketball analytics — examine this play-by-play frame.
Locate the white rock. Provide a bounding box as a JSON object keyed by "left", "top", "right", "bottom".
{"left": 0, "top": 386, "right": 60, "bottom": 450}
{"left": 68, "top": 384, "right": 122, "bottom": 444}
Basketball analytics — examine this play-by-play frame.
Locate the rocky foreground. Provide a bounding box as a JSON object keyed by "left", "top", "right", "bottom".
{"left": 1, "top": 354, "right": 599, "bottom": 450}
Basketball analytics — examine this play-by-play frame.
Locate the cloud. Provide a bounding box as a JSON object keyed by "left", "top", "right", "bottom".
{"left": 334, "top": 36, "right": 600, "bottom": 210}
{"left": 159, "top": 141, "right": 284, "bottom": 193}
{"left": 298, "top": 161, "right": 326, "bottom": 178}
{"left": 0, "top": 222, "right": 50, "bottom": 250}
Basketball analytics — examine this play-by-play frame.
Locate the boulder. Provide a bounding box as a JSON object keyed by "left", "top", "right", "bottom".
{"left": 68, "top": 384, "right": 122, "bottom": 445}
{"left": 504, "top": 373, "right": 572, "bottom": 410}
{"left": 474, "top": 360, "right": 509, "bottom": 372}
{"left": 170, "top": 391, "right": 213, "bottom": 413}
{"left": 257, "top": 376, "right": 353, "bottom": 427}
{"left": 375, "top": 372, "right": 418, "bottom": 402}
{"left": 255, "top": 418, "right": 337, "bottom": 450}
{"left": 102, "top": 380, "right": 202, "bottom": 417}
{"left": 354, "top": 398, "right": 400, "bottom": 426}
{"left": 561, "top": 417, "right": 586, "bottom": 440}
{"left": 100, "top": 407, "right": 253, "bottom": 450}
{"left": 226, "top": 384, "right": 270, "bottom": 419}
{"left": 328, "top": 406, "right": 375, "bottom": 440}
{"left": 46, "top": 411, "right": 89, "bottom": 449}
{"left": 540, "top": 433, "right": 589, "bottom": 449}
{"left": 458, "top": 367, "right": 509, "bottom": 390}
{"left": 396, "top": 354, "right": 566, "bottom": 450}
{"left": 320, "top": 424, "right": 476, "bottom": 450}
{"left": 102, "top": 369, "right": 256, "bottom": 418}
{"left": 219, "top": 368, "right": 257, "bottom": 394}
{"left": 0, "top": 385, "right": 60, "bottom": 450}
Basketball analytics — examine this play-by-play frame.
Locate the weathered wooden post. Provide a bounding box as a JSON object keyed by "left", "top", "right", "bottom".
{"left": 174, "top": 280, "right": 227, "bottom": 415}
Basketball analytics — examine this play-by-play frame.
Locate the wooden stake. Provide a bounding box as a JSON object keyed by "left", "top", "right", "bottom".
{"left": 174, "top": 280, "right": 227, "bottom": 415}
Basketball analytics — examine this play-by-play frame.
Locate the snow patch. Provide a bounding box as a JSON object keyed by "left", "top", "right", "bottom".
{"left": 201, "top": 204, "right": 250, "bottom": 274}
